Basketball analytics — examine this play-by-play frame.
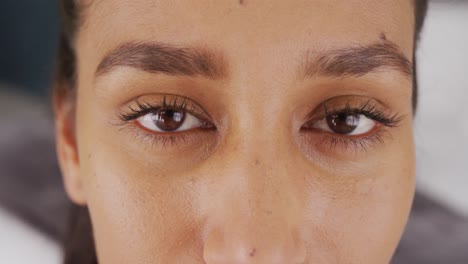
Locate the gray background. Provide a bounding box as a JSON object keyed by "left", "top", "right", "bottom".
{"left": 416, "top": 0, "right": 468, "bottom": 217}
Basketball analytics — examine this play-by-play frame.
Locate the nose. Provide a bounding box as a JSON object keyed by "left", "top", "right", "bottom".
{"left": 201, "top": 144, "right": 307, "bottom": 264}
{"left": 203, "top": 220, "right": 306, "bottom": 264}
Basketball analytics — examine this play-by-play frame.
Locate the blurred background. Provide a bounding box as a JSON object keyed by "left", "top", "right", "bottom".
{"left": 0, "top": 0, "right": 467, "bottom": 263}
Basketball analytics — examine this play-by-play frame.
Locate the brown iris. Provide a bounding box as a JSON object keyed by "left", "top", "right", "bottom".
{"left": 326, "top": 113, "right": 360, "bottom": 134}
{"left": 152, "top": 109, "right": 186, "bottom": 131}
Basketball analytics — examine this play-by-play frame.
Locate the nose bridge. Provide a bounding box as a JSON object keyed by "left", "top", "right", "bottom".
{"left": 200, "top": 80, "right": 307, "bottom": 262}
{"left": 218, "top": 112, "right": 300, "bottom": 220}
{"left": 201, "top": 130, "right": 307, "bottom": 263}
{"left": 218, "top": 147, "right": 298, "bottom": 223}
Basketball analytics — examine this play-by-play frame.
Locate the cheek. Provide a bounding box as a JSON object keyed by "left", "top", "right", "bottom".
{"left": 82, "top": 148, "right": 204, "bottom": 263}
{"left": 301, "top": 134, "right": 415, "bottom": 263}
{"left": 75, "top": 90, "right": 211, "bottom": 262}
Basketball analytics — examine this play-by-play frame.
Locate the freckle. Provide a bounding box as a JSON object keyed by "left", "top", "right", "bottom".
{"left": 87, "top": 153, "right": 92, "bottom": 160}
{"left": 255, "top": 159, "right": 260, "bottom": 165}
{"left": 225, "top": 7, "right": 233, "bottom": 15}
{"left": 249, "top": 247, "right": 257, "bottom": 257}
{"left": 266, "top": 210, "right": 272, "bottom": 215}
{"left": 239, "top": 0, "right": 246, "bottom": 6}
{"left": 189, "top": 177, "right": 196, "bottom": 184}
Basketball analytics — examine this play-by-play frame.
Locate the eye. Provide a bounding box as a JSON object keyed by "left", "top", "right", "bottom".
{"left": 137, "top": 108, "right": 203, "bottom": 132}
{"left": 312, "top": 113, "right": 377, "bottom": 136}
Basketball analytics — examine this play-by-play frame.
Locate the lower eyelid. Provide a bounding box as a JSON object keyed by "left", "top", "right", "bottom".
{"left": 119, "top": 121, "right": 218, "bottom": 151}
{"left": 299, "top": 124, "right": 390, "bottom": 154}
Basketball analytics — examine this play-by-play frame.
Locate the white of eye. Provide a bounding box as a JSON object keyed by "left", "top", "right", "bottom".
{"left": 312, "top": 114, "right": 377, "bottom": 135}
{"left": 137, "top": 111, "right": 202, "bottom": 132}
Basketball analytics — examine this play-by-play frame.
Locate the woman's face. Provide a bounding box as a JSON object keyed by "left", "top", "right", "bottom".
{"left": 56, "top": 0, "right": 416, "bottom": 263}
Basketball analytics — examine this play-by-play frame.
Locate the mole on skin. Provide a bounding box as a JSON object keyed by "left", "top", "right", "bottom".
{"left": 380, "top": 32, "right": 387, "bottom": 41}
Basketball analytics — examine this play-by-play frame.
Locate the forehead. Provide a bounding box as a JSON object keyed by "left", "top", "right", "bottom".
{"left": 77, "top": 0, "right": 415, "bottom": 67}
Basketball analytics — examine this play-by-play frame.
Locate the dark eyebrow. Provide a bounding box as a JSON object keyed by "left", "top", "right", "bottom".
{"left": 302, "top": 40, "right": 412, "bottom": 79}
{"left": 95, "top": 42, "right": 228, "bottom": 79}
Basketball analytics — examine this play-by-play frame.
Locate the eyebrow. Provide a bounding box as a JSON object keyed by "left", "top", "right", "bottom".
{"left": 95, "top": 42, "right": 227, "bottom": 79}
{"left": 96, "top": 39, "right": 412, "bottom": 81}
{"left": 302, "top": 40, "right": 413, "bottom": 79}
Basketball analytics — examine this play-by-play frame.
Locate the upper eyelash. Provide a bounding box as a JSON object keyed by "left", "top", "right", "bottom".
{"left": 119, "top": 95, "right": 206, "bottom": 122}
{"left": 299, "top": 99, "right": 401, "bottom": 152}
{"left": 319, "top": 100, "right": 403, "bottom": 127}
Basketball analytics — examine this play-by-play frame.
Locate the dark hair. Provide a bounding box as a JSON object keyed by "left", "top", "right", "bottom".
{"left": 56, "top": 1, "right": 428, "bottom": 263}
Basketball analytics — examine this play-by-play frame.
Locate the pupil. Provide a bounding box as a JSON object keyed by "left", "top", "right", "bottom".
{"left": 326, "top": 113, "right": 360, "bottom": 134}
{"left": 152, "top": 109, "right": 185, "bottom": 131}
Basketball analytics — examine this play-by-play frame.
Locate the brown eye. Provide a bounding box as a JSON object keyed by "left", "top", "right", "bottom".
{"left": 137, "top": 108, "right": 203, "bottom": 132}
{"left": 311, "top": 113, "right": 377, "bottom": 136}
{"left": 326, "top": 113, "right": 360, "bottom": 134}
{"left": 153, "top": 109, "right": 185, "bottom": 131}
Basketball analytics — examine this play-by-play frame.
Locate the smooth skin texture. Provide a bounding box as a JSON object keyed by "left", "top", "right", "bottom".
{"left": 56, "top": 0, "right": 416, "bottom": 263}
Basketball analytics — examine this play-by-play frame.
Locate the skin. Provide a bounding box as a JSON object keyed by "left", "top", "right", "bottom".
{"left": 55, "top": 0, "right": 416, "bottom": 263}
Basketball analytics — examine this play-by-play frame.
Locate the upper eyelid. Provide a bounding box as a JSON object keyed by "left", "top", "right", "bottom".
{"left": 119, "top": 94, "right": 212, "bottom": 122}
{"left": 303, "top": 102, "right": 403, "bottom": 128}
{"left": 307, "top": 96, "right": 391, "bottom": 115}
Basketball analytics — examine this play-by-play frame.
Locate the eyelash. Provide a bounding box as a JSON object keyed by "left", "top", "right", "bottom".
{"left": 118, "top": 96, "right": 402, "bottom": 151}
{"left": 119, "top": 95, "right": 207, "bottom": 122}
{"left": 118, "top": 95, "right": 214, "bottom": 146}
{"left": 324, "top": 100, "right": 401, "bottom": 127}
{"left": 302, "top": 100, "right": 403, "bottom": 151}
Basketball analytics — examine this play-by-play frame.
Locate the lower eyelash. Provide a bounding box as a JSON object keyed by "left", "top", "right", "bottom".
{"left": 317, "top": 130, "right": 386, "bottom": 151}
{"left": 115, "top": 120, "right": 217, "bottom": 152}
{"left": 308, "top": 125, "right": 394, "bottom": 156}
{"left": 116, "top": 122, "right": 185, "bottom": 148}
